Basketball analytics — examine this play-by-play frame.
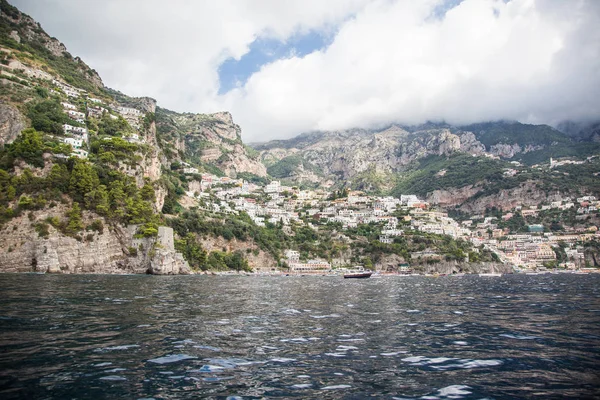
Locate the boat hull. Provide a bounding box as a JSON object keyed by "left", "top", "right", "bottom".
{"left": 344, "top": 272, "right": 373, "bottom": 279}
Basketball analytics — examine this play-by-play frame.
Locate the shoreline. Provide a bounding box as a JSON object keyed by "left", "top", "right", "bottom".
{"left": 1, "top": 269, "right": 597, "bottom": 276}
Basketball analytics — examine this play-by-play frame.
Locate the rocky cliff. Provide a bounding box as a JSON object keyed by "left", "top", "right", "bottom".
{"left": 0, "top": 206, "right": 190, "bottom": 274}
{"left": 156, "top": 108, "right": 266, "bottom": 178}
{"left": 1, "top": 1, "right": 103, "bottom": 90}
{"left": 0, "top": 102, "right": 24, "bottom": 146}
{"left": 257, "top": 125, "right": 487, "bottom": 185}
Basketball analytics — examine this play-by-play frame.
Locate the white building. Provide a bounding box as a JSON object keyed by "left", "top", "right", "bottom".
{"left": 125, "top": 133, "right": 141, "bottom": 143}
{"left": 183, "top": 167, "right": 199, "bottom": 174}
{"left": 67, "top": 110, "right": 86, "bottom": 120}
{"left": 118, "top": 106, "right": 143, "bottom": 117}
{"left": 63, "top": 137, "right": 82, "bottom": 148}
{"left": 63, "top": 124, "right": 87, "bottom": 135}
{"left": 71, "top": 149, "right": 88, "bottom": 159}
{"left": 265, "top": 181, "right": 281, "bottom": 193}
{"left": 61, "top": 102, "right": 77, "bottom": 110}
{"left": 285, "top": 250, "right": 300, "bottom": 262}
{"left": 64, "top": 89, "right": 79, "bottom": 98}
{"left": 289, "top": 258, "right": 331, "bottom": 272}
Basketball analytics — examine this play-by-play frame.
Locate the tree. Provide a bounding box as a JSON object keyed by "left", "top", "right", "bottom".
{"left": 9, "top": 128, "right": 45, "bottom": 168}
{"left": 97, "top": 113, "right": 131, "bottom": 137}
{"left": 27, "top": 99, "right": 67, "bottom": 135}
{"left": 69, "top": 159, "right": 100, "bottom": 207}
{"left": 108, "top": 180, "right": 127, "bottom": 219}
{"left": 175, "top": 233, "right": 208, "bottom": 271}
{"left": 93, "top": 184, "right": 110, "bottom": 215}
{"left": 48, "top": 164, "right": 70, "bottom": 192}
{"left": 65, "top": 202, "right": 84, "bottom": 235}
{"left": 140, "top": 182, "right": 155, "bottom": 202}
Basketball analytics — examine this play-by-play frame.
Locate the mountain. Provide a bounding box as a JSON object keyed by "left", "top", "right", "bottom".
{"left": 0, "top": 1, "right": 598, "bottom": 275}
{"left": 155, "top": 107, "right": 266, "bottom": 178}
{"left": 0, "top": 1, "right": 265, "bottom": 274}
{"left": 255, "top": 121, "right": 600, "bottom": 210}
{"left": 556, "top": 120, "right": 600, "bottom": 143}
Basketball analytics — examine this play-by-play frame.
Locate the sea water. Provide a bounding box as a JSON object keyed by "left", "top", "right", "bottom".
{"left": 0, "top": 273, "right": 599, "bottom": 399}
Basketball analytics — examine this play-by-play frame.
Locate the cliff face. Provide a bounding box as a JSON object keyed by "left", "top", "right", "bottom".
{"left": 0, "top": 102, "right": 24, "bottom": 146}
{"left": 157, "top": 109, "right": 267, "bottom": 177}
{"left": 1, "top": 3, "right": 103, "bottom": 90}
{"left": 198, "top": 235, "right": 278, "bottom": 272}
{"left": 258, "top": 126, "right": 487, "bottom": 183}
{"left": 0, "top": 206, "right": 190, "bottom": 274}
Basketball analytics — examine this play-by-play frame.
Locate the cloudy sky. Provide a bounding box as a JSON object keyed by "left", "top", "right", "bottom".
{"left": 11, "top": 0, "right": 600, "bottom": 141}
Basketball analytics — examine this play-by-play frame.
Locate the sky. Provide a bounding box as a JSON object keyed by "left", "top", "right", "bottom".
{"left": 10, "top": 0, "right": 600, "bottom": 142}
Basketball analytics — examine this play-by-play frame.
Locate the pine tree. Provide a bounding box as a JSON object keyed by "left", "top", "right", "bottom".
{"left": 69, "top": 160, "right": 99, "bottom": 207}
{"left": 65, "top": 202, "right": 84, "bottom": 235}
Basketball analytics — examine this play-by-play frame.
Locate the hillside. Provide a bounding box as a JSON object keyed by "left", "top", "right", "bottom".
{"left": 255, "top": 121, "right": 600, "bottom": 211}
{"left": 0, "top": 1, "right": 268, "bottom": 274}
{"left": 0, "top": 1, "right": 599, "bottom": 275}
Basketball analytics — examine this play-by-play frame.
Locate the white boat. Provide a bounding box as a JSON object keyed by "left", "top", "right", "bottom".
{"left": 343, "top": 266, "right": 373, "bottom": 279}
{"left": 478, "top": 273, "right": 502, "bottom": 277}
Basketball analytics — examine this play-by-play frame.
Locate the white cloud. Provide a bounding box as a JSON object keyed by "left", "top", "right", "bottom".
{"left": 12, "top": 0, "right": 600, "bottom": 142}
{"left": 11, "top": 0, "right": 369, "bottom": 111}
{"left": 223, "top": 0, "right": 600, "bottom": 141}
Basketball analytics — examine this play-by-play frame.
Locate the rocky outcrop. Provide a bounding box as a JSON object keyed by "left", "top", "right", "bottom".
{"left": 197, "top": 235, "right": 277, "bottom": 272}
{"left": 148, "top": 227, "right": 190, "bottom": 275}
{"left": 1, "top": 4, "right": 103, "bottom": 90}
{"left": 457, "top": 181, "right": 563, "bottom": 213}
{"left": 0, "top": 102, "right": 25, "bottom": 146}
{"left": 158, "top": 108, "right": 267, "bottom": 177}
{"left": 426, "top": 185, "right": 482, "bottom": 208}
{"left": 374, "top": 253, "right": 511, "bottom": 274}
{"left": 412, "top": 261, "right": 513, "bottom": 275}
{"left": 258, "top": 126, "right": 488, "bottom": 184}
{"left": 375, "top": 253, "right": 407, "bottom": 272}
{"left": 0, "top": 207, "right": 190, "bottom": 274}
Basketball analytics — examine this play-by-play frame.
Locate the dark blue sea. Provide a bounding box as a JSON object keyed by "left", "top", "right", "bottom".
{"left": 0, "top": 273, "right": 599, "bottom": 399}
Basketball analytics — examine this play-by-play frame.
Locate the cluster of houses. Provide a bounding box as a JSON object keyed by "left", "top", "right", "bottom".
{"left": 178, "top": 175, "right": 599, "bottom": 272}
{"left": 52, "top": 79, "right": 86, "bottom": 99}
{"left": 2, "top": 53, "right": 147, "bottom": 157}
{"left": 115, "top": 105, "right": 144, "bottom": 130}
{"left": 55, "top": 87, "right": 146, "bottom": 158}
{"left": 476, "top": 231, "right": 595, "bottom": 270}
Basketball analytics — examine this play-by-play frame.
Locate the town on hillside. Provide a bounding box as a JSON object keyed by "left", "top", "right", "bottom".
{"left": 178, "top": 171, "right": 599, "bottom": 274}
{"left": 1, "top": 43, "right": 599, "bottom": 276}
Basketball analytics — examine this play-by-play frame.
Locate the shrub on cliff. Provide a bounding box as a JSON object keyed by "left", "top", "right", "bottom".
{"left": 6, "top": 128, "right": 45, "bottom": 168}
{"left": 65, "top": 202, "right": 84, "bottom": 235}
{"left": 27, "top": 99, "right": 67, "bottom": 135}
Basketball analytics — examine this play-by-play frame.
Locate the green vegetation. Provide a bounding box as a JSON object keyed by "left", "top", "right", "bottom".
{"left": 392, "top": 154, "right": 507, "bottom": 197}
{"left": 205, "top": 251, "right": 251, "bottom": 272}
{"left": 90, "top": 136, "right": 144, "bottom": 166}
{"left": 349, "top": 165, "right": 389, "bottom": 194}
{"left": 462, "top": 121, "right": 570, "bottom": 148}
{"left": 267, "top": 154, "right": 320, "bottom": 179}
{"left": 27, "top": 98, "right": 67, "bottom": 135}
{"left": 96, "top": 113, "right": 133, "bottom": 137}
{"left": 2, "top": 128, "right": 45, "bottom": 168}
{"left": 0, "top": 1, "right": 103, "bottom": 95}
{"left": 237, "top": 172, "right": 269, "bottom": 185}
{"left": 0, "top": 130, "right": 159, "bottom": 230}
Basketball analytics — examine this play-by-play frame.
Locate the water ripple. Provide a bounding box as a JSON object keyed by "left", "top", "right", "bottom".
{"left": 0, "top": 273, "right": 598, "bottom": 398}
